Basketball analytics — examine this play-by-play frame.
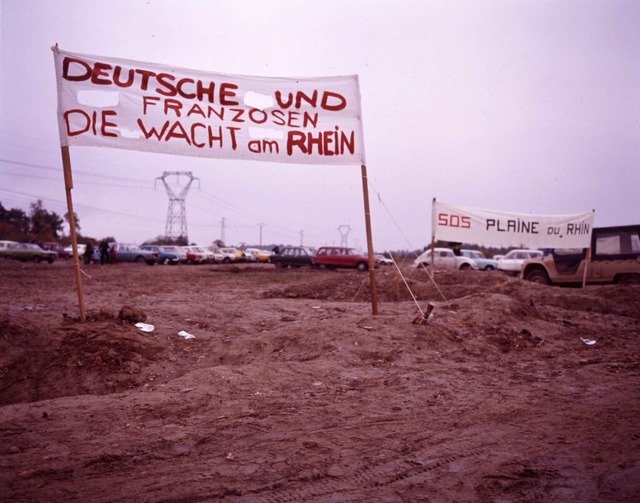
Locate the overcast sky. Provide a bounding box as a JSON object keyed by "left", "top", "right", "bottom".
{"left": 1, "top": 0, "right": 638, "bottom": 252}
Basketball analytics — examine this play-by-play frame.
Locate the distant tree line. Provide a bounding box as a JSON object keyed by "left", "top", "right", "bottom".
{"left": 0, "top": 200, "right": 194, "bottom": 247}
{"left": 0, "top": 200, "right": 71, "bottom": 243}
{"left": 143, "top": 235, "right": 189, "bottom": 246}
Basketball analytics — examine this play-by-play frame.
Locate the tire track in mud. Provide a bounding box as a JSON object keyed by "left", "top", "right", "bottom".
{"left": 231, "top": 447, "right": 486, "bottom": 502}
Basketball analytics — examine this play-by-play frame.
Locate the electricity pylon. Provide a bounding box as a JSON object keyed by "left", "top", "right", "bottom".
{"left": 338, "top": 225, "right": 351, "bottom": 247}
{"left": 155, "top": 171, "right": 199, "bottom": 241}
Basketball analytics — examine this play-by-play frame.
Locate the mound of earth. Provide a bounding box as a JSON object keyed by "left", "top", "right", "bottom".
{"left": 0, "top": 261, "right": 638, "bottom": 502}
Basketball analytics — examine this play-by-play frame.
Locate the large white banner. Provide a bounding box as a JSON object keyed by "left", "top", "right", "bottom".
{"left": 433, "top": 200, "right": 594, "bottom": 248}
{"left": 52, "top": 47, "right": 365, "bottom": 165}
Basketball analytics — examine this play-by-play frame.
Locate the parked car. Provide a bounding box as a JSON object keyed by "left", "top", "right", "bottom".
{"left": 206, "top": 246, "right": 225, "bottom": 263}
{"left": 182, "top": 245, "right": 209, "bottom": 264}
{"left": 108, "top": 243, "right": 157, "bottom": 265}
{"left": 497, "top": 249, "right": 543, "bottom": 275}
{"left": 1, "top": 242, "right": 57, "bottom": 263}
{"left": 270, "top": 246, "right": 317, "bottom": 268}
{"left": 141, "top": 245, "right": 180, "bottom": 265}
{"left": 63, "top": 243, "right": 87, "bottom": 258}
{"left": 245, "top": 248, "right": 272, "bottom": 263}
{"left": 375, "top": 253, "right": 394, "bottom": 266}
{"left": 40, "top": 241, "right": 67, "bottom": 259}
{"left": 522, "top": 225, "right": 640, "bottom": 286}
{"left": 313, "top": 247, "right": 379, "bottom": 271}
{"left": 196, "top": 246, "right": 219, "bottom": 264}
{"left": 160, "top": 245, "right": 188, "bottom": 263}
{"left": 413, "top": 247, "right": 478, "bottom": 270}
{"left": 460, "top": 249, "right": 498, "bottom": 271}
{"left": 0, "top": 240, "right": 19, "bottom": 256}
{"left": 242, "top": 249, "right": 257, "bottom": 262}
{"left": 219, "top": 247, "right": 246, "bottom": 263}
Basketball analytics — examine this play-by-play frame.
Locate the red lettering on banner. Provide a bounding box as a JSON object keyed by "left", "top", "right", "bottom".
{"left": 437, "top": 213, "right": 471, "bottom": 229}
{"left": 142, "top": 96, "right": 160, "bottom": 114}
{"left": 137, "top": 120, "right": 169, "bottom": 140}
{"left": 164, "top": 99, "right": 183, "bottom": 117}
{"left": 191, "top": 124, "right": 205, "bottom": 148}
{"left": 231, "top": 109, "right": 244, "bottom": 123}
{"left": 136, "top": 69, "right": 156, "bottom": 90}
{"left": 219, "top": 83, "right": 239, "bottom": 106}
{"left": 165, "top": 121, "right": 190, "bottom": 143}
{"left": 91, "top": 62, "right": 112, "bottom": 85}
{"left": 58, "top": 54, "right": 360, "bottom": 161}
{"left": 295, "top": 90, "right": 318, "bottom": 108}
{"left": 64, "top": 109, "right": 118, "bottom": 137}
{"left": 113, "top": 66, "right": 134, "bottom": 87}
{"left": 61, "top": 56, "right": 239, "bottom": 105}
{"left": 155, "top": 73, "right": 177, "bottom": 97}
{"left": 248, "top": 139, "right": 280, "bottom": 154}
{"left": 137, "top": 119, "right": 239, "bottom": 150}
{"left": 271, "top": 110, "right": 285, "bottom": 126}
{"left": 286, "top": 127, "right": 354, "bottom": 156}
{"left": 320, "top": 91, "right": 347, "bottom": 111}
{"left": 62, "top": 58, "right": 92, "bottom": 81}
{"left": 275, "top": 90, "right": 347, "bottom": 111}
{"left": 177, "top": 78, "right": 196, "bottom": 99}
{"left": 248, "top": 109, "right": 268, "bottom": 124}
{"left": 186, "top": 104, "right": 205, "bottom": 118}
{"left": 141, "top": 97, "right": 319, "bottom": 128}
{"left": 101, "top": 111, "right": 118, "bottom": 137}
{"left": 288, "top": 112, "right": 301, "bottom": 128}
{"left": 274, "top": 91, "right": 293, "bottom": 108}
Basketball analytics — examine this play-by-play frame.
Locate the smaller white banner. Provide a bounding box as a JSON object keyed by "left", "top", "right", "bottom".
{"left": 432, "top": 201, "right": 594, "bottom": 249}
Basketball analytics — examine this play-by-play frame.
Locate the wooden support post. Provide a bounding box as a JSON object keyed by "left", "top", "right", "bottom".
{"left": 431, "top": 197, "right": 436, "bottom": 265}
{"left": 430, "top": 236, "right": 436, "bottom": 266}
{"left": 61, "top": 145, "right": 86, "bottom": 322}
{"left": 582, "top": 210, "right": 595, "bottom": 288}
{"left": 361, "top": 164, "right": 378, "bottom": 315}
{"left": 582, "top": 247, "right": 591, "bottom": 288}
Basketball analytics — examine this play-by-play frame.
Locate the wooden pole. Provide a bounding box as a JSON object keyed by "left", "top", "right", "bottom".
{"left": 61, "top": 145, "right": 86, "bottom": 322}
{"left": 430, "top": 236, "right": 436, "bottom": 266}
{"left": 582, "top": 247, "right": 591, "bottom": 288}
{"left": 360, "top": 164, "right": 378, "bottom": 315}
{"left": 582, "top": 209, "right": 595, "bottom": 288}
{"left": 431, "top": 197, "right": 436, "bottom": 265}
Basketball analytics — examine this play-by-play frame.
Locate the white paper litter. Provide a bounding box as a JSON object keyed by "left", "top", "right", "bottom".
{"left": 178, "top": 330, "right": 195, "bottom": 339}
{"left": 580, "top": 337, "right": 596, "bottom": 346}
{"left": 135, "top": 322, "right": 155, "bottom": 332}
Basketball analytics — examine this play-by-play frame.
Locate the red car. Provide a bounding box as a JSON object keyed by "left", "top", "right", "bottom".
{"left": 312, "top": 247, "right": 378, "bottom": 271}
{"left": 183, "top": 245, "right": 208, "bottom": 264}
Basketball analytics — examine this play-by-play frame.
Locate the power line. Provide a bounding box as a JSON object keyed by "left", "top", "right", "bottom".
{"left": 0, "top": 187, "right": 164, "bottom": 225}
{"left": 0, "top": 157, "right": 151, "bottom": 185}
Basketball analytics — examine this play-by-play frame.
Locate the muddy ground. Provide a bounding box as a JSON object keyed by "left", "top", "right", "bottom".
{"left": 0, "top": 259, "right": 639, "bottom": 502}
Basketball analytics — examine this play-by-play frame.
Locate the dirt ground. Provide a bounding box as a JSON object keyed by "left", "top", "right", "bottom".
{"left": 1, "top": 258, "right": 639, "bottom": 502}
